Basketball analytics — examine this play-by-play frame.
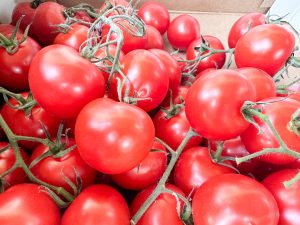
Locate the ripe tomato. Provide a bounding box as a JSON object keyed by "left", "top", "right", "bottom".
{"left": 235, "top": 24, "right": 295, "bottom": 76}
{"left": 108, "top": 49, "right": 169, "bottom": 112}
{"left": 53, "top": 23, "right": 89, "bottom": 52}
{"left": 262, "top": 169, "right": 300, "bottom": 225}
{"left": 167, "top": 14, "right": 200, "bottom": 51}
{"left": 138, "top": 2, "right": 170, "bottom": 34}
{"left": 185, "top": 69, "right": 256, "bottom": 140}
{"left": 174, "top": 146, "right": 234, "bottom": 196}
{"left": 186, "top": 35, "right": 226, "bottom": 73}
{"left": 0, "top": 183, "right": 60, "bottom": 225}
{"left": 145, "top": 25, "right": 164, "bottom": 49}
{"left": 29, "top": 138, "right": 97, "bottom": 194}
{"left": 29, "top": 44, "right": 105, "bottom": 119}
{"left": 192, "top": 174, "right": 279, "bottom": 225}
{"left": 241, "top": 97, "right": 300, "bottom": 165}
{"left": 75, "top": 98, "right": 155, "bottom": 174}
{"left": 228, "top": 12, "right": 266, "bottom": 48}
{"left": 0, "top": 142, "right": 29, "bottom": 189}
{"left": 110, "top": 141, "right": 167, "bottom": 190}
{"left": 237, "top": 67, "right": 276, "bottom": 101}
{"left": 130, "top": 184, "right": 186, "bottom": 225}
{"left": 61, "top": 184, "right": 130, "bottom": 225}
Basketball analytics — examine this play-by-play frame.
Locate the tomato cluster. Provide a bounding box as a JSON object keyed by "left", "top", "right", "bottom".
{"left": 0, "top": 0, "right": 299, "bottom": 225}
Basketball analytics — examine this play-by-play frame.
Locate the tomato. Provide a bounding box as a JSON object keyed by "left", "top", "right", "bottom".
{"left": 0, "top": 35, "right": 41, "bottom": 92}
{"left": 241, "top": 97, "right": 300, "bottom": 165}
{"left": 194, "top": 68, "right": 217, "bottom": 81}
{"left": 0, "top": 142, "right": 29, "bottom": 189}
{"left": 262, "top": 169, "right": 300, "bottom": 225}
{"left": 145, "top": 25, "right": 164, "bottom": 50}
{"left": 1, "top": 93, "right": 61, "bottom": 150}
{"left": 53, "top": 23, "right": 89, "bottom": 52}
{"left": 185, "top": 69, "right": 256, "bottom": 140}
{"left": 29, "top": 44, "right": 105, "bottom": 119}
{"left": 235, "top": 24, "right": 295, "bottom": 76}
{"left": 192, "top": 173, "right": 279, "bottom": 225}
{"left": 174, "top": 146, "right": 234, "bottom": 196}
{"left": 153, "top": 106, "right": 202, "bottom": 151}
{"left": 31, "top": 2, "right": 65, "bottom": 46}
{"left": 167, "top": 14, "right": 200, "bottom": 51}
{"left": 108, "top": 49, "right": 169, "bottom": 112}
{"left": 30, "top": 138, "right": 97, "bottom": 194}
{"left": 186, "top": 35, "right": 226, "bottom": 73}
{"left": 0, "top": 183, "right": 60, "bottom": 225}
{"left": 61, "top": 184, "right": 130, "bottom": 225}
{"left": 237, "top": 67, "right": 276, "bottom": 101}
{"left": 130, "top": 184, "right": 186, "bottom": 225}
{"left": 110, "top": 141, "right": 167, "bottom": 190}
{"left": 138, "top": 2, "right": 170, "bottom": 34}
{"left": 75, "top": 98, "right": 155, "bottom": 174}
{"left": 228, "top": 12, "right": 266, "bottom": 48}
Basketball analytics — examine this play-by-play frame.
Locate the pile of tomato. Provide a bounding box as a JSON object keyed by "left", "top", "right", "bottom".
{"left": 0, "top": 0, "right": 300, "bottom": 224}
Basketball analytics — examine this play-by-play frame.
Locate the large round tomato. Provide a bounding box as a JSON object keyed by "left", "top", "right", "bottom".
{"left": 192, "top": 173, "right": 279, "bottom": 225}
{"left": 185, "top": 69, "right": 256, "bottom": 140}
{"left": 167, "top": 14, "right": 200, "bottom": 51}
{"left": 61, "top": 184, "right": 130, "bottom": 225}
{"left": 241, "top": 97, "right": 300, "bottom": 165}
{"left": 235, "top": 24, "right": 295, "bottom": 76}
{"left": 0, "top": 183, "right": 60, "bottom": 225}
{"left": 29, "top": 44, "right": 105, "bottom": 119}
{"left": 75, "top": 98, "right": 155, "bottom": 174}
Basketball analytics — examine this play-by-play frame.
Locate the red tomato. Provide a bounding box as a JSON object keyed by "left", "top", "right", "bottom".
{"left": 167, "top": 14, "right": 200, "bottom": 51}
{"left": 29, "top": 138, "right": 97, "bottom": 194}
{"left": 29, "top": 44, "right": 105, "bottom": 119}
{"left": 185, "top": 69, "right": 256, "bottom": 140}
{"left": 241, "top": 97, "right": 300, "bottom": 165}
{"left": 130, "top": 184, "right": 186, "bottom": 225}
{"left": 192, "top": 174, "right": 279, "bottom": 225}
{"left": 0, "top": 35, "right": 41, "bottom": 92}
{"left": 31, "top": 2, "right": 65, "bottom": 46}
{"left": 262, "top": 169, "right": 300, "bottom": 225}
{"left": 186, "top": 35, "right": 226, "bottom": 73}
{"left": 110, "top": 141, "right": 167, "bottom": 190}
{"left": 1, "top": 93, "right": 61, "bottom": 150}
{"left": 228, "top": 12, "right": 266, "bottom": 48}
{"left": 145, "top": 25, "right": 164, "bottom": 49}
{"left": 0, "top": 142, "right": 29, "bottom": 189}
{"left": 53, "top": 23, "right": 89, "bottom": 52}
{"left": 237, "top": 67, "right": 276, "bottom": 101}
{"left": 174, "top": 146, "right": 234, "bottom": 196}
{"left": 0, "top": 183, "right": 60, "bottom": 225}
{"left": 75, "top": 98, "right": 155, "bottom": 174}
{"left": 61, "top": 184, "right": 130, "bottom": 225}
{"left": 138, "top": 2, "right": 170, "bottom": 34}
{"left": 108, "top": 49, "right": 169, "bottom": 112}
{"left": 194, "top": 68, "right": 217, "bottom": 81}
{"left": 235, "top": 24, "right": 295, "bottom": 76}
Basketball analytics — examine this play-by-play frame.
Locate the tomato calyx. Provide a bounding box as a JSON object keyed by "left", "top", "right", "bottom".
{"left": 288, "top": 108, "right": 300, "bottom": 137}
{"left": 30, "top": 0, "right": 46, "bottom": 9}
{"left": 161, "top": 91, "right": 185, "bottom": 119}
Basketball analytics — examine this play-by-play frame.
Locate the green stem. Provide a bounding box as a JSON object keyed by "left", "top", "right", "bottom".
{"left": 0, "top": 87, "right": 27, "bottom": 105}
{"left": 284, "top": 171, "right": 300, "bottom": 188}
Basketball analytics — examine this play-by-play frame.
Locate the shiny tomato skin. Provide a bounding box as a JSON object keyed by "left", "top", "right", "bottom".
{"left": 29, "top": 44, "right": 105, "bottom": 119}
{"left": 130, "top": 184, "right": 186, "bottom": 225}
{"left": 241, "top": 97, "right": 300, "bottom": 165}
{"left": 228, "top": 12, "right": 266, "bottom": 48}
{"left": 61, "top": 184, "right": 130, "bottom": 225}
{"left": 174, "top": 146, "right": 234, "bottom": 196}
{"left": 0, "top": 36, "right": 41, "bottom": 92}
{"left": 0, "top": 183, "right": 60, "bottom": 225}
{"left": 110, "top": 141, "right": 167, "bottom": 190}
{"left": 192, "top": 173, "right": 279, "bottom": 225}
{"left": 11, "top": 2, "right": 36, "bottom": 35}
{"left": 29, "top": 138, "right": 97, "bottom": 194}
{"left": 138, "top": 2, "right": 170, "bottom": 34}
{"left": 145, "top": 25, "right": 164, "bottom": 49}
{"left": 75, "top": 98, "right": 155, "bottom": 174}
{"left": 186, "top": 35, "right": 226, "bottom": 73}
{"left": 167, "top": 14, "right": 200, "bottom": 51}
{"left": 235, "top": 24, "right": 295, "bottom": 76}
{"left": 185, "top": 69, "right": 256, "bottom": 140}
